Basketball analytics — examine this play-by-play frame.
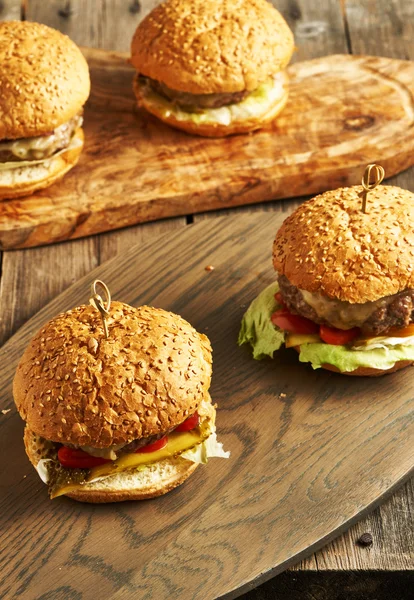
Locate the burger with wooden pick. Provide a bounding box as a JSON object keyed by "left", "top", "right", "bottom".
{"left": 239, "top": 165, "right": 414, "bottom": 376}
{"left": 14, "top": 281, "right": 229, "bottom": 502}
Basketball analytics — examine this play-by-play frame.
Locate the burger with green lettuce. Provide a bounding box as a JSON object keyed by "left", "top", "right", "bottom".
{"left": 239, "top": 180, "right": 414, "bottom": 376}
{"left": 130, "top": 0, "right": 294, "bottom": 137}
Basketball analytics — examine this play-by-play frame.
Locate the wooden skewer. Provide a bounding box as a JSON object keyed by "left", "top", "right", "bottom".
{"left": 361, "top": 164, "right": 385, "bottom": 213}
{"left": 89, "top": 279, "right": 111, "bottom": 338}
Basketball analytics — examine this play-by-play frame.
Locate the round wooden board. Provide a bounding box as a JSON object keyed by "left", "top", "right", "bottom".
{"left": 1, "top": 214, "right": 413, "bottom": 600}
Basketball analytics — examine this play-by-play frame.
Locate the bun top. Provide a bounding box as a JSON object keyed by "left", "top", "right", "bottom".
{"left": 13, "top": 302, "right": 212, "bottom": 447}
{"left": 131, "top": 0, "right": 294, "bottom": 94}
{"left": 0, "top": 21, "right": 90, "bottom": 139}
{"left": 273, "top": 185, "right": 414, "bottom": 304}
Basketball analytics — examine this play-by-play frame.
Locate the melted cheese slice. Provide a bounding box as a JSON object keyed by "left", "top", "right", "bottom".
{"left": 285, "top": 333, "right": 320, "bottom": 348}
{"left": 0, "top": 134, "right": 82, "bottom": 171}
{"left": 89, "top": 427, "right": 208, "bottom": 480}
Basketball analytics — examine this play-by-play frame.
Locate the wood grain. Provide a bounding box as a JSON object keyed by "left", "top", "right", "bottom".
{"left": 195, "top": 1, "right": 414, "bottom": 578}
{"left": 1, "top": 50, "right": 414, "bottom": 249}
{"left": 26, "top": 0, "right": 152, "bottom": 52}
{"left": 0, "top": 0, "right": 21, "bottom": 20}
{"left": 296, "top": 0, "right": 414, "bottom": 575}
{"left": 0, "top": 214, "right": 413, "bottom": 600}
{"left": 0, "top": 2, "right": 413, "bottom": 596}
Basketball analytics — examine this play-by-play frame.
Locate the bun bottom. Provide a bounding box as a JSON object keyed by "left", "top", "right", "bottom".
{"left": 134, "top": 75, "right": 289, "bottom": 137}
{"left": 0, "top": 128, "right": 84, "bottom": 201}
{"left": 320, "top": 360, "right": 413, "bottom": 377}
{"left": 293, "top": 347, "right": 413, "bottom": 376}
{"left": 65, "top": 459, "right": 198, "bottom": 503}
{"left": 24, "top": 426, "right": 198, "bottom": 503}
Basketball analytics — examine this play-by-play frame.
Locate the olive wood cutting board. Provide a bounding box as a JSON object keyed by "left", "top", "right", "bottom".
{"left": 1, "top": 50, "right": 414, "bottom": 250}
{"left": 0, "top": 213, "right": 413, "bottom": 600}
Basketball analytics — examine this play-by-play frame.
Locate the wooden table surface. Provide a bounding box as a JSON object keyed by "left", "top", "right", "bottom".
{"left": 0, "top": 1, "right": 413, "bottom": 598}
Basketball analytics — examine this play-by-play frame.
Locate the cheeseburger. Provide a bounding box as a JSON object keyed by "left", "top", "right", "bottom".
{"left": 14, "top": 286, "right": 229, "bottom": 502}
{"left": 0, "top": 21, "right": 90, "bottom": 200}
{"left": 239, "top": 173, "right": 414, "bottom": 375}
{"left": 130, "top": 0, "right": 294, "bottom": 137}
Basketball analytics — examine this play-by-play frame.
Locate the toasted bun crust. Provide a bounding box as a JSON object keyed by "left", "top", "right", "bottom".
{"left": 134, "top": 75, "right": 289, "bottom": 137}
{"left": 0, "top": 128, "right": 84, "bottom": 200}
{"left": 14, "top": 302, "right": 212, "bottom": 447}
{"left": 0, "top": 21, "right": 90, "bottom": 139}
{"left": 131, "top": 0, "right": 294, "bottom": 95}
{"left": 321, "top": 360, "right": 413, "bottom": 377}
{"left": 273, "top": 185, "right": 414, "bottom": 303}
{"left": 24, "top": 426, "right": 199, "bottom": 503}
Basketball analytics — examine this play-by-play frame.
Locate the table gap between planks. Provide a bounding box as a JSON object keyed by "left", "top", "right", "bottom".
{"left": 0, "top": 0, "right": 412, "bottom": 596}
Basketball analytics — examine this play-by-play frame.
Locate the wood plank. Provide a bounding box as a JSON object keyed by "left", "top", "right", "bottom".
{"left": 2, "top": 50, "right": 414, "bottom": 249}
{"left": 345, "top": 0, "right": 414, "bottom": 60}
{"left": 0, "top": 0, "right": 21, "bottom": 20}
{"left": 309, "top": 478, "right": 414, "bottom": 570}
{"left": 242, "top": 571, "right": 414, "bottom": 600}
{"left": 26, "top": 0, "right": 146, "bottom": 52}
{"left": 98, "top": 215, "right": 184, "bottom": 264}
{"left": 277, "top": 0, "right": 349, "bottom": 61}
{"left": 0, "top": 213, "right": 413, "bottom": 600}
{"left": 0, "top": 239, "right": 98, "bottom": 347}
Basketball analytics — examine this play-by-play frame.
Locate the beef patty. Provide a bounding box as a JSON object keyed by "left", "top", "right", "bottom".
{"left": 278, "top": 274, "right": 414, "bottom": 335}
{"left": 141, "top": 75, "right": 249, "bottom": 112}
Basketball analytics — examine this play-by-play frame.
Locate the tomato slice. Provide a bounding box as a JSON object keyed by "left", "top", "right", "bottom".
{"left": 274, "top": 292, "right": 286, "bottom": 306}
{"left": 175, "top": 412, "right": 200, "bottom": 432}
{"left": 382, "top": 323, "right": 414, "bottom": 338}
{"left": 319, "top": 325, "right": 360, "bottom": 345}
{"left": 271, "top": 309, "right": 319, "bottom": 334}
{"left": 136, "top": 436, "right": 168, "bottom": 453}
{"left": 57, "top": 446, "right": 112, "bottom": 469}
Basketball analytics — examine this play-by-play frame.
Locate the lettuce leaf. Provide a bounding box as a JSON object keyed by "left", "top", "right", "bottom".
{"left": 239, "top": 282, "right": 414, "bottom": 372}
{"left": 238, "top": 282, "right": 284, "bottom": 359}
{"left": 181, "top": 432, "right": 230, "bottom": 464}
{"left": 299, "top": 342, "right": 414, "bottom": 372}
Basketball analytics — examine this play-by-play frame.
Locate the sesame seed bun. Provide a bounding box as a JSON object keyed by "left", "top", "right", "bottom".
{"left": 24, "top": 426, "right": 199, "bottom": 503}
{"left": 130, "top": 0, "right": 294, "bottom": 95}
{"left": 13, "top": 302, "right": 212, "bottom": 448}
{"left": 273, "top": 185, "right": 414, "bottom": 304}
{"left": 0, "top": 21, "right": 90, "bottom": 139}
{"left": 0, "top": 127, "right": 84, "bottom": 200}
{"left": 133, "top": 72, "right": 289, "bottom": 137}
